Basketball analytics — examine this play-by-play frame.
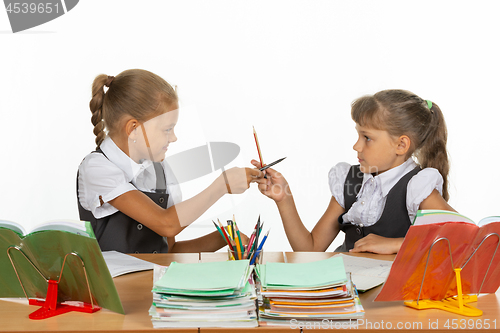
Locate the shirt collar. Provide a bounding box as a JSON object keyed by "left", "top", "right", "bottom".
{"left": 362, "top": 158, "right": 418, "bottom": 197}
{"left": 100, "top": 136, "right": 153, "bottom": 182}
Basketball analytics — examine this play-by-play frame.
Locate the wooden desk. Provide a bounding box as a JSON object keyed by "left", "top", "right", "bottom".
{"left": 1, "top": 252, "right": 500, "bottom": 332}
{"left": 284, "top": 253, "right": 500, "bottom": 332}
{"left": 0, "top": 253, "right": 199, "bottom": 333}
{"left": 200, "top": 251, "right": 285, "bottom": 263}
{"left": 200, "top": 252, "right": 500, "bottom": 332}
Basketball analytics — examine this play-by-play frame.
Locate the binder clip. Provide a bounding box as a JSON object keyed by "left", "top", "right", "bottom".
{"left": 404, "top": 234, "right": 500, "bottom": 317}
{"left": 7, "top": 246, "right": 101, "bottom": 319}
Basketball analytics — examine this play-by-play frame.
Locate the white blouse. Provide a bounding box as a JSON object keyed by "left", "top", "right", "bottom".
{"left": 78, "top": 136, "right": 182, "bottom": 219}
{"left": 328, "top": 158, "right": 443, "bottom": 226}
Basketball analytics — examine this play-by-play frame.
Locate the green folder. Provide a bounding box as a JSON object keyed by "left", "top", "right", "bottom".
{"left": 153, "top": 260, "right": 252, "bottom": 296}
{"left": 0, "top": 220, "right": 124, "bottom": 314}
{"left": 259, "top": 256, "right": 347, "bottom": 288}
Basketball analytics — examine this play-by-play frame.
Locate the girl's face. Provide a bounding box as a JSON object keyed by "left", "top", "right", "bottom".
{"left": 131, "top": 104, "right": 179, "bottom": 162}
{"left": 353, "top": 123, "right": 402, "bottom": 175}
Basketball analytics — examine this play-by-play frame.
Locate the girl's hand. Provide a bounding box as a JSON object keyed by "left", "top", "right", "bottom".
{"left": 221, "top": 167, "right": 263, "bottom": 195}
{"left": 350, "top": 234, "right": 403, "bottom": 254}
{"left": 251, "top": 159, "right": 290, "bottom": 203}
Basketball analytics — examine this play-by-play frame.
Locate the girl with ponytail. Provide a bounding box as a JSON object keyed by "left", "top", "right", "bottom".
{"left": 78, "top": 69, "right": 263, "bottom": 253}
{"left": 254, "top": 89, "right": 455, "bottom": 254}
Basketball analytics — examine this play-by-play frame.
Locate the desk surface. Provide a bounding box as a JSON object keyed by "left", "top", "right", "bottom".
{"left": 1, "top": 252, "right": 499, "bottom": 332}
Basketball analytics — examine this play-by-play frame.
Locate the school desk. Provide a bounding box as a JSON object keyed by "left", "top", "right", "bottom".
{"left": 1, "top": 252, "right": 500, "bottom": 333}
{"left": 0, "top": 253, "right": 199, "bottom": 333}
{"left": 200, "top": 252, "right": 500, "bottom": 332}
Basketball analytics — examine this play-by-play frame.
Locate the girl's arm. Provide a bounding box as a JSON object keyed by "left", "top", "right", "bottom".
{"left": 351, "top": 189, "right": 457, "bottom": 254}
{"left": 109, "top": 167, "right": 263, "bottom": 237}
{"left": 252, "top": 160, "right": 344, "bottom": 251}
{"left": 166, "top": 232, "right": 224, "bottom": 253}
{"left": 418, "top": 189, "right": 456, "bottom": 211}
{"left": 167, "top": 231, "right": 250, "bottom": 253}
{"left": 350, "top": 235, "right": 404, "bottom": 254}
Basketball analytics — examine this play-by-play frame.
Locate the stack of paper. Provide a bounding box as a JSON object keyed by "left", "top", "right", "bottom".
{"left": 256, "top": 256, "right": 364, "bottom": 326}
{"left": 149, "top": 260, "right": 258, "bottom": 328}
{"left": 332, "top": 253, "right": 393, "bottom": 292}
{"left": 102, "top": 251, "right": 154, "bottom": 277}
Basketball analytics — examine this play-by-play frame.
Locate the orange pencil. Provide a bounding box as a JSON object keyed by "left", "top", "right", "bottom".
{"left": 253, "top": 126, "right": 264, "bottom": 168}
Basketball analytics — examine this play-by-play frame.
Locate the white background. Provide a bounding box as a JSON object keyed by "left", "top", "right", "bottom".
{"left": 1, "top": 1, "right": 499, "bottom": 252}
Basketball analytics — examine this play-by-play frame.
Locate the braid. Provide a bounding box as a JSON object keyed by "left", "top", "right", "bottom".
{"left": 89, "top": 74, "right": 108, "bottom": 148}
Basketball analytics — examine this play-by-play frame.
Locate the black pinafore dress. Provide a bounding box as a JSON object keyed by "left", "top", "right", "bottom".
{"left": 77, "top": 149, "right": 169, "bottom": 253}
{"left": 335, "top": 164, "right": 421, "bottom": 252}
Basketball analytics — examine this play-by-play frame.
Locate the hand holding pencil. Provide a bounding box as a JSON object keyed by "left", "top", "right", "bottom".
{"left": 251, "top": 159, "right": 290, "bottom": 203}
{"left": 218, "top": 166, "right": 263, "bottom": 195}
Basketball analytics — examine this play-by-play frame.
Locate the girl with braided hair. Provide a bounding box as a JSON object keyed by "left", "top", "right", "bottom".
{"left": 78, "top": 69, "right": 262, "bottom": 253}
{"left": 254, "top": 89, "right": 456, "bottom": 254}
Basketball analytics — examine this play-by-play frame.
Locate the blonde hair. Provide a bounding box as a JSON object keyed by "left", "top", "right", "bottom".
{"left": 351, "top": 89, "right": 450, "bottom": 201}
{"left": 89, "top": 69, "right": 178, "bottom": 148}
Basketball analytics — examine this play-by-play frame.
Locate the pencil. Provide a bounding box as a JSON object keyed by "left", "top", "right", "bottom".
{"left": 250, "top": 229, "right": 270, "bottom": 265}
{"left": 234, "top": 229, "right": 242, "bottom": 260}
{"left": 232, "top": 214, "right": 237, "bottom": 239}
{"left": 234, "top": 223, "right": 244, "bottom": 260}
{"left": 253, "top": 126, "right": 264, "bottom": 168}
{"left": 253, "top": 218, "right": 262, "bottom": 256}
{"left": 259, "top": 157, "right": 286, "bottom": 171}
{"left": 213, "top": 220, "right": 225, "bottom": 241}
{"left": 214, "top": 220, "right": 235, "bottom": 260}
{"left": 227, "top": 220, "right": 233, "bottom": 240}
{"left": 231, "top": 220, "right": 236, "bottom": 240}
{"left": 226, "top": 220, "right": 230, "bottom": 240}
{"left": 243, "top": 228, "right": 257, "bottom": 259}
{"left": 244, "top": 216, "right": 260, "bottom": 259}
{"left": 256, "top": 221, "right": 264, "bottom": 250}
{"left": 233, "top": 215, "right": 244, "bottom": 258}
{"left": 217, "top": 219, "right": 234, "bottom": 251}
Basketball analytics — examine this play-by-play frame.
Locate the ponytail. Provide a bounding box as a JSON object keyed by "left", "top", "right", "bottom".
{"left": 414, "top": 102, "right": 449, "bottom": 201}
{"left": 89, "top": 74, "right": 109, "bottom": 148}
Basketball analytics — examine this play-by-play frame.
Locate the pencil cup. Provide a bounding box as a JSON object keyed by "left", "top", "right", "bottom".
{"left": 227, "top": 248, "right": 263, "bottom": 264}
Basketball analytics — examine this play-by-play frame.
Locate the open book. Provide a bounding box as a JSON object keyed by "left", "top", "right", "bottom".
{"left": 410, "top": 210, "right": 500, "bottom": 227}
{"left": 0, "top": 219, "right": 92, "bottom": 237}
{"left": 0, "top": 219, "right": 124, "bottom": 314}
{"left": 376, "top": 210, "right": 500, "bottom": 301}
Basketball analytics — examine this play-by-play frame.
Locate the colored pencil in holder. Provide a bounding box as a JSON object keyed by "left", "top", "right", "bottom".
{"left": 250, "top": 229, "right": 270, "bottom": 265}
{"left": 216, "top": 219, "right": 234, "bottom": 252}
{"left": 243, "top": 229, "right": 257, "bottom": 259}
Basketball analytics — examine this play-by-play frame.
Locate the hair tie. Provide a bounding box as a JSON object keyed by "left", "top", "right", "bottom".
{"left": 105, "top": 75, "right": 115, "bottom": 88}
{"left": 425, "top": 100, "right": 434, "bottom": 114}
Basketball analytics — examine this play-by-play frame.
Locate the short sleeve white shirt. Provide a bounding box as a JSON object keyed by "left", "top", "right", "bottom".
{"left": 328, "top": 158, "right": 443, "bottom": 226}
{"left": 78, "top": 136, "right": 182, "bottom": 219}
